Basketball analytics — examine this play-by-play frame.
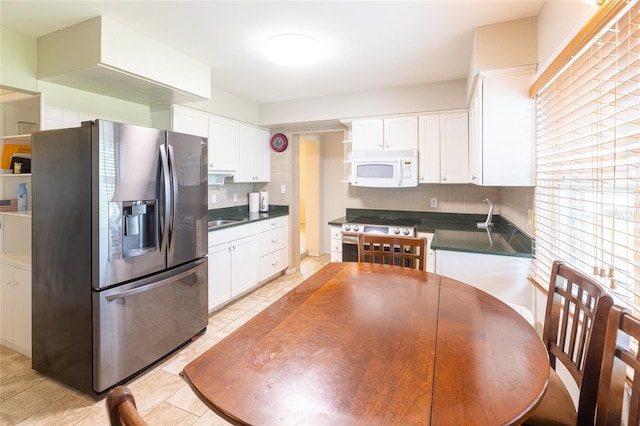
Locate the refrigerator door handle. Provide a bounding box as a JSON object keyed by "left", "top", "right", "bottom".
{"left": 105, "top": 258, "right": 205, "bottom": 301}
{"left": 167, "top": 143, "right": 179, "bottom": 258}
{"left": 159, "top": 145, "right": 171, "bottom": 254}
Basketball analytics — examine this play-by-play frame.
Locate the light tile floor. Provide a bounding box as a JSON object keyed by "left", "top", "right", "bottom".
{"left": 0, "top": 255, "right": 331, "bottom": 425}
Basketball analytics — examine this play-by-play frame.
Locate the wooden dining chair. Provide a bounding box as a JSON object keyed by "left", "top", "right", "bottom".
{"left": 106, "top": 385, "right": 148, "bottom": 426}
{"left": 523, "top": 260, "right": 614, "bottom": 426}
{"left": 595, "top": 305, "right": 640, "bottom": 426}
{"left": 358, "top": 234, "right": 426, "bottom": 270}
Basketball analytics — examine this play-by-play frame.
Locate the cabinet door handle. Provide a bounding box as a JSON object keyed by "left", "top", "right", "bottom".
{"left": 272, "top": 238, "right": 277, "bottom": 244}
{"left": 442, "top": 176, "right": 447, "bottom": 181}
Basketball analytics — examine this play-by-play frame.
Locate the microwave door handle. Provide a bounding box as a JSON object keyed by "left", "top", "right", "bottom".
{"left": 397, "top": 159, "right": 403, "bottom": 186}
{"left": 159, "top": 145, "right": 171, "bottom": 254}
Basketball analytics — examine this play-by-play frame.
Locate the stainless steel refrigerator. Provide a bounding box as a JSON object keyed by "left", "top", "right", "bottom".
{"left": 31, "top": 120, "right": 208, "bottom": 395}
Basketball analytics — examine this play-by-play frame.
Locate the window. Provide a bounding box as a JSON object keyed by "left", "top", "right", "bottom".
{"left": 532, "top": 1, "right": 640, "bottom": 314}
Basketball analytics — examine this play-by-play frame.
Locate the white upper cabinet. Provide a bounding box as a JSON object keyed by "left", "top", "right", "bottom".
{"left": 172, "top": 105, "right": 208, "bottom": 137}
{"left": 235, "top": 124, "right": 270, "bottom": 183}
{"left": 468, "top": 67, "right": 535, "bottom": 186}
{"left": 440, "top": 112, "right": 469, "bottom": 184}
{"left": 171, "top": 105, "right": 269, "bottom": 183}
{"left": 419, "top": 111, "right": 469, "bottom": 184}
{"left": 208, "top": 115, "right": 238, "bottom": 172}
{"left": 352, "top": 116, "right": 418, "bottom": 152}
{"left": 418, "top": 115, "right": 440, "bottom": 183}
{"left": 352, "top": 119, "right": 383, "bottom": 151}
{"left": 383, "top": 116, "right": 418, "bottom": 150}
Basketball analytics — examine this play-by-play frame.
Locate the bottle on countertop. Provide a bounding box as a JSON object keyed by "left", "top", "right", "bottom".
{"left": 17, "top": 182, "right": 27, "bottom": 212}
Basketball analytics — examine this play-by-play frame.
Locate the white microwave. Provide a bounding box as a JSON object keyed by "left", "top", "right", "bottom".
{"left": 351, "top": 149, "right": 419, "bottom": 188}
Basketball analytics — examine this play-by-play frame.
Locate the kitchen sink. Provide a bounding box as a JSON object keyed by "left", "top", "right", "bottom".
{"left": 208, "top": 218, "right": 247, "bottom": 228}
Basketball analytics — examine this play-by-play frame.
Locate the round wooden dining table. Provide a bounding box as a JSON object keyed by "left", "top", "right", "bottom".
{"left": 182, "top": 262, "right": 549, "bottom": 425}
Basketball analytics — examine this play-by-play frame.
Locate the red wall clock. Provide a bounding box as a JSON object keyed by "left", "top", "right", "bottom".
{"left": 270, "top": 133, "right": 288, "bottom": 152}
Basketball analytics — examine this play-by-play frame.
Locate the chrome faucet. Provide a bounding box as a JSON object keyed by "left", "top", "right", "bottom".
{"left": 477, "top": 198, "right": 494, "bottom": 228}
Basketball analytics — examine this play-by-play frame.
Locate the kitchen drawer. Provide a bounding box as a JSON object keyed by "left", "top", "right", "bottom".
{"left": 259, "top": 215, "right": 287, "bottom": 232}
{"left": 208, "top": 222, "right": 257, "bottom": 247}
{"left": 260, "top": 247, "right": 288, "bottom": 281}
{"left": 330, "top": 226, "right": 342, "bottom": 240}
{"left": 330, "top": 252, "right": 342, "bottom": 262}
{"left": 330, "top": 238, "right": 342, "bottom": 253}
{"left": 259, "top": 226, "right": 287, "bottom": 256}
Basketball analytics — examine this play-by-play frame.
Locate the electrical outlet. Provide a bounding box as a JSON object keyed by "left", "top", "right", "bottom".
{"left": 280, "top": 184, "right": 286, "bottom": 194}
{"left": 233, "top": 194, "right": 238, "bottom": 202}
{"left": 211, "top": 194, "right": 217, "bottom": 204}
{"left": 430, "top": 198, "right": 438, "bottom": 208}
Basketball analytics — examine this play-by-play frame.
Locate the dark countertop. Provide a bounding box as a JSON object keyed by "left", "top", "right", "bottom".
{"left": 328, "top": 208, "right": 533, "bottom": 258}
{"left": 208, "top": 205, "right": 289, "bottom": 231}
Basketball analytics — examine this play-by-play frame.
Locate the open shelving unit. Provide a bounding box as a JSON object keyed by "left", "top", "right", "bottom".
{"left": 0, "top": 88, "right": 41, "bottom": 357}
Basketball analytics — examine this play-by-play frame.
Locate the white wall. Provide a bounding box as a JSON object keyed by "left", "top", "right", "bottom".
{"left": 536, "top": 1, "right": 596, "bottom": 80}
{"left": 258, "top": 80, "right": 467, "bottom": 127}
{"left": 321, "top": 132, "right": 348, "bottom": 252}
{"left": 38, "top": 81, "right": 150, "bottom": 127}
{"left": 184, "top": 85, "right": 260, "bottom": 125}
{"left": 468, "top": 17, "right": 537, "bottom": 97}
{"left": 1, "top": 27, "right": 38, "bottom": 92}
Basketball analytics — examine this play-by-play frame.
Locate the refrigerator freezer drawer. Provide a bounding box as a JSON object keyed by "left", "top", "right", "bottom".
{"left": 92, "top": 258, "right": 208, "bottom": 393}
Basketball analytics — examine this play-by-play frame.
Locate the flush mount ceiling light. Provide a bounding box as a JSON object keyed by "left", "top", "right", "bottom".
{"left": 263, "top": 34, "right": 324, "bottom": 67}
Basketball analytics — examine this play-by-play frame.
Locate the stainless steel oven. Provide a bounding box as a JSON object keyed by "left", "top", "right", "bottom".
{"left": 340, "top": 217, "right": 416, "bottom": 263}
{"left": 341, "top": 233, "right": 360, "bottom": 262}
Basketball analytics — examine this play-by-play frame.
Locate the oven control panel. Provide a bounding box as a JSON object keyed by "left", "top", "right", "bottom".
{"left": 341, "top": 223, "right": 415, "bottom": 237}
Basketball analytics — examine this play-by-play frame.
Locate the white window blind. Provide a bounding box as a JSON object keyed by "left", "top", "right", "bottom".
{"left": 533, "top": 0, "right": 640, "bottom": 314}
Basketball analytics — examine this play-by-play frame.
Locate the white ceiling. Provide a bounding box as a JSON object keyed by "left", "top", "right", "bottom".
{"left": 0, "top": 1, "right": 545, "bottom": 104}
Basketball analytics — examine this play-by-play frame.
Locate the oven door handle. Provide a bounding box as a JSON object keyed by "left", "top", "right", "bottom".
{"left": 342, "top": 233, "right": 360, "bottom": 245}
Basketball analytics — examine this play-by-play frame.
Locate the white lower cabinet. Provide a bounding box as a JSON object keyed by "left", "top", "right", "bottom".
{"left": 208, "top": 215, "right": 289, "bottom": 312}
{"left": 207, "top": 223, "right": 258, "bottom": 312}
{"left": 435, "top": 250, "right": 532, "bottom": 309}
{"left": 0, "top": 263, "right": 31, "bottom": 356}
{"left": 231, "top": 236, "right": 259, "bottom": 297}
{"left": 330, "top": 226, "right": 342, "bottom": 262}
{"left": 208, "top": 242, "right": 232, "bottom": 310}
{"left": 258, "top": 216, "right": 289, "bottom": 282}
{"left": 416, "top": 232, "right": 435, "bottom": 273}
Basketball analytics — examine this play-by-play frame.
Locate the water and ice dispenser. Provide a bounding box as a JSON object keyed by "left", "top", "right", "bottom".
{"left": 122, "top": 200, "right": 157, "bottom": 257}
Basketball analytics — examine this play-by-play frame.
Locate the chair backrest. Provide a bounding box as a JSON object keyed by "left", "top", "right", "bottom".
{"left": 543, "top": 260, "right": 614, "bottom": 424}
{"left": 596, "top": 305, "right": 640, "bottom": 426}
{"left": 106, "top": 385, "right": 148, "bottom": 426}
{"left": 358, "top": 234, "right": 426, "bottom": 270}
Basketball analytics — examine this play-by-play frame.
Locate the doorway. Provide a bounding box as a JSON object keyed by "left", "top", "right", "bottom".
{"left": 299, "top": 135, "right": 319, "bottom": 257}
{"left": 298, "top": 131, "right": 346, "bottom": 259}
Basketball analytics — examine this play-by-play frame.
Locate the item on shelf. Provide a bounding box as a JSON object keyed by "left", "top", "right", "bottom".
{"left": 259, "top": 190, "right": 269, "bottom": 213}
{"left": 1, "top": 144, "right": 31, "bottom": 170}
{"left": 0, "top": 199, "right": 18, "bottom": 212}
{"left": 18, "top": 121, "right": 38, "bottom": 135}
{"left": 249, "top": 192, "right": 259, "bottom": 212}
{"left": 10, "top": 154, "right": 31, "bottom": 174}
{"left": 17, "top": 182, "right": 27, "bottom": 212}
